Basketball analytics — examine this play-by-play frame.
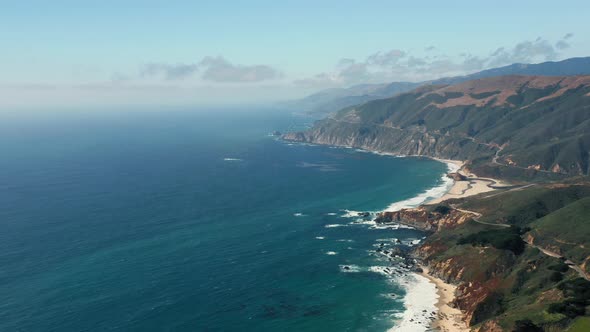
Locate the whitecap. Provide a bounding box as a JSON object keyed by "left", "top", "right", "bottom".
{"left": 325, "top": 251, "right": 338, "bottom": 255}
{"left": 340, "top": 209, "right": 374, "bottom": 218}
{"left": 339, "top": 264, "right": 361, "bottom": 272}
{"left": 325, "top": 224, "right": 347, "bottom": 228}
{"left": 315, "top": 236, "right": 325, "bottom": 240}
{"left": 387, "top": 273, "right": 438, "bottom": 332}
{"left": 223, "top": 158, "right": 243, "bottom": 161}
{"left": 368, "top": 266, "right": 396, "bottom": 276}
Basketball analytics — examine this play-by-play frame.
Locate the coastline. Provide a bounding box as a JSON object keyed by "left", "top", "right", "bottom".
{"left": 284, "top": 141, "right": 502, "bottom": 331}
{"left": 426, "top": 158, "right": 507, "bottom": 206}
{"left": 382, "top": 158, "right": 461, "bottom": 212}
{"left": 381, "top": 156, "right": 494, "bottom": 331}
{"left": 420, "top": 266, "right": 470, "bottom": 332}
{"left": 359, "top": 149, "right": 505, "bottom": 209}
{"left": 383, "top": 157, "right": 472, "bottom": 332}
{"left": 388, "top": 273, "right": 438, "bottom": 332}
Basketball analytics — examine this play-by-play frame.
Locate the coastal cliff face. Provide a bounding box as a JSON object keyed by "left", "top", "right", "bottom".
{"left": 283, "top": 120, "right": 495, "bottom": 162}
{"left": 377, "top": 206, "right": 514, "bottom": 328}
{"left": 284, "top": 75, "right": 590, "bottom": 178}
{"left": 377, "top": 182, "right": 590, "bottom": 331}
{"left": 375, "top": 206, "right": 472, "bottom": 232}
{"left": 283, "top": 75, "right": 590, "bottom": 330}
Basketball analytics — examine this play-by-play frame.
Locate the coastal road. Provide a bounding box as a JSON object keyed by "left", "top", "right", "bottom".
{"left": 456, "top": 205, "right": 589, "bottom": 280}
{"left": 454, "top": 204, "right": 589, "bottom": 280}
{"left": 451, "top": 206, "right": 511, "bottom": 228}
{"left": 525, "top": 241, "right": 590, "bottom": 281}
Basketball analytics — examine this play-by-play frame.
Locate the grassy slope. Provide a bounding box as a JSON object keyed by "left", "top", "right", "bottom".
{"left": 568, "top": 317, "right": 590, "bottom": 331}
{"left": 421, "top": 184, "right": 590, "bottom": 330}
{"left": 308, "top": 77, "right": 590, "bottom": 179}
{"left": 530, "top": 197, "right": 590, "bottom": 264}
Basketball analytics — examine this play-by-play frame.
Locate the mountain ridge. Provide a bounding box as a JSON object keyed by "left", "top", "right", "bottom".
{"left": 284, "top": 57, "right": 590, "bottom": 116}
{"left": 284, "top": 74, "right": 590, "bottom": 179}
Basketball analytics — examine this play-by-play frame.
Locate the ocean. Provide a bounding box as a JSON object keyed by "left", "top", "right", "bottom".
{"left": 0, "top": 108, "right": 450, "bottom": 331}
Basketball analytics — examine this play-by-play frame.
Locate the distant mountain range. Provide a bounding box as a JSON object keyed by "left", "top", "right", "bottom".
{"left": 285, "top": 57, "right": 590, "bottom": 116}
{"left": 284, "top": 74, "right": 590, "bottom": 178}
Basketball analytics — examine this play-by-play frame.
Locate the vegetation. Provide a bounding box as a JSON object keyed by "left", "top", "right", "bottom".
{"left": 513, "top": 319, "right": 543, "bottom": 332}
{"left": 433, "top": 204, "right": 451, "bottom": 215}
{"left": 285, "top": 73, "right": 590, "bottom": 331}
{"left": 568, "top": 317, "right": 590, "bottom": 332}
{"left": 457, "top": 227, "right": 526, "bottom": 254}
{"left": 287, "top": 57, "right": 590, "bottom": 116}
{"left": 418, "top": 183, "right": 590, "bottom": 331}
{"left": 289, "top": 75, "right": 590, "bottom": 179}
{"left": 529, "top": 197, "right": 590, "bottom": 263}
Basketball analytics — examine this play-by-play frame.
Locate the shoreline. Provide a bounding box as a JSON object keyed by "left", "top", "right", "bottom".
{"left": 426, "top": 158, "right": 508, "bottom": 206}
{"left": 375, "top": 156, "right": 472, "bottom": 331}
{"left": 377, "top": 156, "right": 481, "bottom": 331}
{"left": 350, "top": 147, "right": 506, "bottom": 208}
{"left": 387, "top": 273, "right": 438, "bottom": 332}
{"left": 283, "top": 141, "right": 497, "bottom": 331}
{"left": 420, "top": 266, "right": 470, "bottom": 332}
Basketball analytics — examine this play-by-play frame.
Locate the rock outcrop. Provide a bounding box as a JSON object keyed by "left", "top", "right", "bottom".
{"left": 375, "top": 206, "right": 472, "bottom": 232}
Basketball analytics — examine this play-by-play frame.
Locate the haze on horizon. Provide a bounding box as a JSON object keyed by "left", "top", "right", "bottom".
{"left": 2, "top": 0, "right": 590, "bottom": 110}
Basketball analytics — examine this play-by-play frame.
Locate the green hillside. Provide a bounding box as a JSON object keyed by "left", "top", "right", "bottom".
{"left": 418, "top": 183, "right": 590, "bottom": 331}
{"left": 285, "top": 75, "right": 590, "bottom": 178}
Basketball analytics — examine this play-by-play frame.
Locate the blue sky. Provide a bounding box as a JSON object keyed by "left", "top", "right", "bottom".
{"left": 1, "top": 0, "right": 589, "bottom": 109}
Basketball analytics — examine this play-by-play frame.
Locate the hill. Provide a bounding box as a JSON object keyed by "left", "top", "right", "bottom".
{"left": 284, "top": 75, "right": 590, "bottom": 178}
{"left": 284, "top": 57, "right": 590, "bottom": 116}
{"left": 377, "top": 182, "right": 590, "bottom": 331}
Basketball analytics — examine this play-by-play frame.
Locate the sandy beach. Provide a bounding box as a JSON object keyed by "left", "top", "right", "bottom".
{"left": 428, "top": 158, "right": 508, "bottom": 205}
{"left": 420, "top": 266, "right": 470, "bottom": 332}
{"left": 387, "top": 273, "right": 438, "bottom": 332}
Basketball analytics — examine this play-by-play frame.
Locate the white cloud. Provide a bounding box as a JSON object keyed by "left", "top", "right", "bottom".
{"left": 198, "top": 56, "right": 282, "bottom": 83}
{"left": 140, "top": 63, "right": 199, "bottom": 80}
{"left": 139, "top": 56, "right": 282, "bottom": 83}
{"left": 295, "top": 35, "right": 576, "bottom": 88}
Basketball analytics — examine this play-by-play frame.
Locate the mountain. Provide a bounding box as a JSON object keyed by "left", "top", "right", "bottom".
{"left": 433, "top": 57, "right": 590, "bottom": 85}
{"left": 285, "top": 57, "right": 590, "bottom": 116}
{"left": 284, "top": 75, "right": 590, "bottom": 179}
{"left": 281, "top": 81, "right": 421, "bottom": 116}
{"left": 388, "top": 181, "right": 590, "bottom": 331}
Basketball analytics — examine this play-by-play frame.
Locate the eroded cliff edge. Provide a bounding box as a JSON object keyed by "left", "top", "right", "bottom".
{"left": 284, "top": 75, "right": 590, "bottom": 180}
{"left": 376, "top": 182, "right": 590, "bottom": 331}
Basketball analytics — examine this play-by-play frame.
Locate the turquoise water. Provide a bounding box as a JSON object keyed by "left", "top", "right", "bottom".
{"left": 0, "top": 109, "right": 447, "bottom": 331}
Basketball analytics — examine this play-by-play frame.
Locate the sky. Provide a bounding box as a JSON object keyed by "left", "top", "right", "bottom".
{"left": 1, "top": 0, "right": 590, "bottom": 109}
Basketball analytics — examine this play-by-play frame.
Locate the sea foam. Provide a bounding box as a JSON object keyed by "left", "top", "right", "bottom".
{"left": 387, "top": 274, "right": 438, "bottom": 332}
{"left": 384, "top": 161, "right": 458, "bottom": 212}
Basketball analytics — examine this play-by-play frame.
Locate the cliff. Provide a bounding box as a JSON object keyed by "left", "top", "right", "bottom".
{"left": 284, "top": 75, "right": 590, "bottom": 179}
{"left": 374, "top": 182, "right": 590, "bottom": 331}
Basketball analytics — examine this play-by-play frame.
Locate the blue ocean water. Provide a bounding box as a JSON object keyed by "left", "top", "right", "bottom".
{"left": 0, "top": 108, "right": 448, "bottom": 331}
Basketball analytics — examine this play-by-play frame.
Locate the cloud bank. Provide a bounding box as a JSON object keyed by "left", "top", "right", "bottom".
{"left": 139, "top": 56, "right": 282, "bottom": 83}
{"left": 295, "top": 34, "right": 575, "bottom": 88}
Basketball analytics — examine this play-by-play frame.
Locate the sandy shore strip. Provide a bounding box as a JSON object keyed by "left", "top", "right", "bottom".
{"left": 427, "top": 158, "right": 508, "bottom": 205}
{"left": 420, "top": 266, "right": 470, "bottom": 332}
{"left": 354, "top": 150, "right": 506, "bottom": 206}
{"left": 388, "top": 273, "right": 438, "bottom": 332}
